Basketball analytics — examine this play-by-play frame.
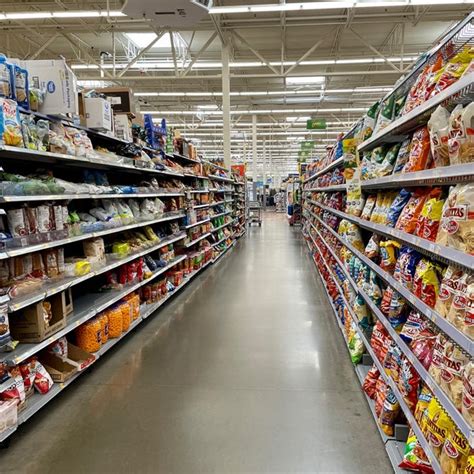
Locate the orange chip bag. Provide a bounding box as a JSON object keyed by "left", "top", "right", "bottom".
{"left": 396, "top": 188, "right": 430, "bottom": 234}
{"left": 403, "top": 127, "right": 432, "bottom": 173}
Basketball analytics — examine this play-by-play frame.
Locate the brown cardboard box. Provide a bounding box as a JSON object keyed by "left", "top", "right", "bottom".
{"left": 94, "top": 87, "right": 135, "bottom": 114}
{"left": 64, "top": 343, "right": 96, "bottom": 371}
{"left": 40, "top": 353, "right": 77, "bottom": 383}
{"left": 10, "top": 290, "right": 72, "bottom": 343}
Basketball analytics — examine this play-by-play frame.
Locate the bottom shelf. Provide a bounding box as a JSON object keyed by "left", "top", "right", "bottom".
{"left": 4, "top": 250, "right": 232, "bottom": 443}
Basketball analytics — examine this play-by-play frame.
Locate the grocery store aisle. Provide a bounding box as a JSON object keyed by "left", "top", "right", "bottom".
{"left": 2, "top": 213, "right": 390, "bottom": 473}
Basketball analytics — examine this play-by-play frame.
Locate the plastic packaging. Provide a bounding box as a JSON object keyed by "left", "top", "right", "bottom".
{"left": 428, "top": 105, "right": 450, "bottom": 167}
{"left": 75, "top": 318, "right": 102, "bottom": 352}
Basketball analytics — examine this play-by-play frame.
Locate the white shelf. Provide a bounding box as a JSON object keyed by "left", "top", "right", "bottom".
{"left": 208, "top": 175, "right": 234, "bottom": 183}
{"left": 8, "top": 233, "right": 187, "bottom": 312}
{"left": 303, "top": 184, "right": 346, "bottom": 192}
{"left": 210, "top": 210, "right": 231, "bottom": 219}
{"left": 211, "top": 221, "right": 232, "bottom": 233}
{"left": 189, "top": 189, "right": 209, "bottom": 194}
{"left": 212, "top": 240, "right": 235, "bottom": 263}
{"left": 3, "top": 212, "right": 185, "bottom": 259}
{"left": 0, "top": 192, "right": 185, "bottom": 203}
{"left": 358, "top": 73, "right": 474, "bottom": 152}
{"left": 194, "top": 204, "right": 209, "bottom": 209}
{"left": 208, "top": 201, "right": 226, "bottom": 208}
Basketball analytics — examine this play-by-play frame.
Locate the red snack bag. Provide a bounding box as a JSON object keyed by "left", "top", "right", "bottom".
{"left": 402, "top": 127, "right": 432, "bottom": 173}
{"left": 396, "top": 188, "right": 430, "bottom": 234}
{"left": 32, "top": 359, "right": 54, "bottom": 394}
{"left": 375, "top": 378, "right": 388, "bottom": 417}
{"left": 19, "top": 359, "right": 36, "bottom": 392}
{"left": 0, "top": 367, "right": 25, "bottom": 406}
{"left": 413, "top": 259, "right": 442, "bottom": 309}
{"left": 398, "top": 357, "right": 421, "bottom": 412}
{"left": 370, "top": 320, "right": 389, "bottom": 361}
{"left": 363, "top": 364, "right": 380, "bottom": 399}
{"left": 410, "top": 327, "right": 437, "bottom": 370}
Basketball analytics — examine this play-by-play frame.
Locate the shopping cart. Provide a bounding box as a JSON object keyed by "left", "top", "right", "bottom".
{"left": 248, "top": 201, "right": 262, "bottom": 226}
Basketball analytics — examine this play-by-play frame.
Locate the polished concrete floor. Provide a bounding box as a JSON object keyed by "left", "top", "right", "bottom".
{"left": 0, "top": 213, "right": 391, "bottom": 473}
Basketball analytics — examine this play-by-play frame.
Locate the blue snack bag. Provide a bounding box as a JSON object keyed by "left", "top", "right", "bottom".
{"left": 13, "top": 65, "right": 29, "bottom": 109}
{"left": 386, "top": 189, "right": 411, "bottom": 227}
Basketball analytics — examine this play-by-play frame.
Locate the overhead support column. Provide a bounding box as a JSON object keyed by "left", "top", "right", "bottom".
{"left": 222, "top": 43, "right": 232, "bottom": 169}
{"left": 252, "top": 114, "right": 257, "bottom": 200}
{"left": 262, "top": 139, "right": 267, "bottom": 212}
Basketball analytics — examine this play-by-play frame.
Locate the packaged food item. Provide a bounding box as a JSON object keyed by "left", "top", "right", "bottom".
{"left": 345, "top": 185, "right": 365, "bottom": 217}
{"left": 379, "top": 387, "right": 400, "bottom": 436}
{"left": 413, "top": 259, "right": 442, "bottom": 309}
{"left": 370, "top": 321, "right": 389, "bottom": 361}
{"left": 439, "top": 424, "right": 471, "bottom": 474}
{"left": 364, "top": 234, "right": 380, "bottom": 261}
{"left": 377, "top": 142, "right": 402, "bottom": 177}
{"left": 363, "top": 364, "right": 380, "bottom": 399}
{"left": 393, "top": 138, "right": 412, "bottom": 174}
{"left": 457, "top": 102, "right": 474, "bottom": 164}
{"left": 0, "top": 55, "right": 13, "bottom": 99}
{"left": 428, "top": 105, "right": 450, "bottom": 167}
{"left": 0, "top": 368, "right": 25, "bottom": 406}
{"left": 440, "top": 341, "right": 469, "bottom": 411}
{"left": 399, "top": 429, "right": 435, "bottom": 474}
{"left": 410, "top": 326, "right": 437, "bottom": 370}
{"left": 106, "top": 307, "right": 123, "bottom": 338}
{"left": 403, "top": 127, "right": 432, "bottom": 173}
{"left": 400, "top": 310, "right": 427, "bottom": 345}
{"left": 0, "top": 300, "right": 11, "bottom": 346}
{"left": 374, "top": 95, "right": 395, "bottom": 132}
{"left": 360, "top": 101, "right": 379, "bottom": 141}
{"left": 446, "top": 271, "right": 474, "bottom": 337}
{"left": 437, "top": 183, "right": 474, "bottom": 254}
{"left": 415, "top": 188, "right": 445, "bottom": 242}
{"left": 396, "top": 189, "right": 430, "bottom": 234}
{"left": 19, "top": 359, "right": 36, "bottom": 394}
{"left": 48, "top": 337, "right": 68, "bottom": 357}
{"left": 361, "top": 194, "right": 377, "bottom": 221}
{"left": 379, "top": 240, "right": 400, "bottom": 274}
{"left": 425, "top": 397, "right": 452, "bottom": 459}
{"left": 429, "top": 333, "right": 448, "bottom": 385}
{"left": 386, "top": 189, "right": 412, "bottom": 227}
{"left": 83, "top": 238, "right": 106, "bottom": 266}
{"left": 448, "top": 105, "right": 465, "bottom": 165}
{"left": 7, "top": 208, "right": 27, "bottom": 237}
{"left": 75, "top": 318, "right": 102, "bottom": 353}
{"left": 120, "top": 302, "right": 131, "bottom": 332}
{"left": 462, "top": 362, "right": 474, "bottom": 430}
{"left": 338, "top": 220, "right": 364, "bottom": 252}
{"left": 436, "top": 266, "right": 464, "bottom": 319}
{"left": 381, "top": 287, "right": 407, "bottom": 331}
{"left": 415, "top": 385, "right": 433, "bottom": 426}
{"left": 98, "top": 313, "right": 109, "bottom": 345}
{"left": 36, "top": 205, "right": 52, "bottom": 233}
{"left": 13, "top": 65, "right": 28, "bottom": 109}
{"left": 42, "top": 249, "right": 59, "bottom": 278}
{"left": 33, "top": 359, "right": 54, "bottom": 394}
{"left": 353, "top": 294, "right": 372, "bottom": 329}
{"left": 398, "top": 357, "right": 421, "bottom": 411}
{"left": 0, "top": 98, "right": 23, "bottom": 146}
{"left": 374, "top": 378, "right": 388, "bottom": 417}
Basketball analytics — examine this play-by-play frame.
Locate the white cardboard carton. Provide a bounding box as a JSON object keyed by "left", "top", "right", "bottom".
{"left": 114, "top": 113, "right": 132, "bottom": 141}
{"left": 20, "top": 59, "right": 78, "bottom": 115}
{"left": 84, "top": 97, "right": 113, "bottom": 131}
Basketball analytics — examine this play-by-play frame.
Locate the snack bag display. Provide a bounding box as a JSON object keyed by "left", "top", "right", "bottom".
{"left": 429, "top": 333, "right": 448, "bottom": 385}
{"left": 425, "top": 397, "right": 453, "bottom": 459}
{"left": 399, "top": 429, "right": 435, "bottom": 474}
{"left": 374, "top": 378, "right": 388, "bottom": 417}
{"left": 413, "top": 259, "right": 442, "bottom": 309}
{"left": 377, "top": 142, "right": 402, "bottom": 177}
{"left": 448, "top": 105, "right": 465, "bottom": 165}
{"left": 415, "top": 385, "right": 433, "bottom": 426}
{"left": 436, "top": 266, "right": 464, "bottom": 319}
{"left": 379, "top": 240, "right": 400, "bottom": 274}
{"left": 415, "top": 188, "right": 445, "bottom": 242}
{"left": 374, "top": 95, "right": 395, "bottom": 132}
{"left": 446, "top": 271, "right": 474, "bottom": 337}
{"left": 396, "top": 188, "right": 430, "bottom": 234}
{"left": 393, "top": 139, "right": 412, "bottom": 174}
{"left": 361, "top": 195, "right": 377, "bottom": 221}
{"left": 428, "top": 105, "right": 450, "bottom": 167}
{"left": 437, "top": 184, "right": 474, "bottom": 254}
{"left": 338, "top": 219, "right": 364, "bottom": 252}
{"left": 0, "top": 98, "right": 23, "bottom": 146}
{"left": 439, "top": 424, "right": 471, "bottom": 474}
{"left": 403, "top": 127, "right": 432, "bottom": 173}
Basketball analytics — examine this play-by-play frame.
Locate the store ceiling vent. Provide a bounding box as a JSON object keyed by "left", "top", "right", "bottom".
{"left": 123, "top": 0, "right": 213, "bottom": 27}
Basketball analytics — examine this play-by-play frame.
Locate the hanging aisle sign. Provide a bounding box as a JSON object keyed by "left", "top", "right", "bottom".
{"left": 306, "top": 118, "right": 327, "bottom": 130}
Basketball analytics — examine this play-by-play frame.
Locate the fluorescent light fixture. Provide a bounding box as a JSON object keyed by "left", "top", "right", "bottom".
{"left": 197, "top": 104, "right": 220, "bottom": 110}
{"left": 209, "top": 1, "right": 473, "bottom": 14}
{"left": 0, "top": 10, "right": 125, "bottom": 20}
{"left": 124, "top": 33, "right": 173, "bottom": 49}
{"left": 145, "top": 107, "right": 367, "bottom": 115}
{"left": 286, "top": 76, "right": 325, "bottom": 85}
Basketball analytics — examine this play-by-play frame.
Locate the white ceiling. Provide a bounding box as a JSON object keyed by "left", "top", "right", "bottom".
{"left": 0, "top": 1, "right": 471, "bottom": 174}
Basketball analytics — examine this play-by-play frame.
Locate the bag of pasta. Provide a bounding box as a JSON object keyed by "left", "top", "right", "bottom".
{"left": 437, "top": 184, "right": 474, "bottom": 255}
{"left": 439, "top": 424, "right": 471, "bottom": 474}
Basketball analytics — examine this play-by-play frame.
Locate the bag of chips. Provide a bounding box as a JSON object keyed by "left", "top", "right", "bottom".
{"left": 361, "top": 194, "right": 377, "bottom": 221}
{"left": 440, "top": 341, "right": 469, "bottom": 411}
{"left": 386, "top": 189, "right": 412, "bottom": 227}
{"left": 439, "top": 424, "right": 471, "bottom": 474}
{"left": 375, "top": 95, "right": 395, "bottom": 132}
{"left": 400, "top": 310, "right": 427, "bottom": 345}
{"left": 446, "top": 271, "right": 474, "bottom": 337}
{"left": 376, "top": 142, "right": 402, "bottom": 177}
{"left": 371, "top": 321, "right": 389, "bottom": 362}
{"left": 410, "top": 326, "right": 437, "bottom": 370}
{"left": 396, "top": 188, "right": 430, "bottom": 234}
{"left": 403, "top": 127, "right": 432, "bottom": 173}
{"left": 394, "top": 246, "right": 422, "bottom": 290}
{"left": 413, "top": 259, "right": 442, "bottom": 309}
{"left": 399, "top": 429, "right": 435, "bottom": 474}
{"left": 425, "top": 397, "right": 453, "bottom": 459}
{"left": 379, "top": 240, "right": 400, "bottom": 274}
{"left": 393, "top": 138, "right": 412, "bottom": 174}
{"left": 415, "top": 188, "right": 445, "bottom": 242}
{"left": 33, "top": 359, "right": 54, "bottom": 394}
{"left": 428, "top": 333, "right": 448, "bottom": 385}
{"left": 436, "top": 266, "right": 464, "bottom": 319}
{"left": 415, "top": 385, "right": 433, "bottom": 426}
{"left": 364, "top": 234, "right": 381, "bottom": 261}
{"left": 399, "top": 357, "right": 421, "bottom": 412}
{"left": 353, "top": 294, "right": 372, "bottom": 330}
{"left": 428, "top": 105, "right": 450, "bottom": 167}
{"left": 379, "top": 387, "right": 400, "bottom": 436}
{"left": 437, "top": 183, "right": 474, "bottom": 254}
{"left": 363, "top": 364, "right": 380, "bottom": 399}
{"left": 448, "top": 105, "right": 465, "bottom": 165}
{"left": 374, "top": 378, "right": 388, "bottom": 417}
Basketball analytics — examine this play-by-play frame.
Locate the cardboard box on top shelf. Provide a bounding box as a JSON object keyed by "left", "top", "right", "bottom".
{"left": 93, "top": 87, "right": 135, "bottom": 114}
{"left": 10, "top": 289, "right": 73, "bottom": 343}
{"left": 20, "top": 59, "right": 78, "bottom": 115}
{"left": 83, "top": 97, "right": 113, "bottom": 131}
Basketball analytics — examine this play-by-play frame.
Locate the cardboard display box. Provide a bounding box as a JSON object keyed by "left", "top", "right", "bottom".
{"left": 40, "top": 352, "right": 77, "bottom": 383}
{"left": 92, "top": 87, "right": 135, "bottom": 114}
{"left": 10, "top": 289, "right": 73, "bottom": 343}
{"left": 63, "top": 343, "right": 95, "bottom": 371}
{"left": 20, "top": 59, "right": 78, "bottom": 115}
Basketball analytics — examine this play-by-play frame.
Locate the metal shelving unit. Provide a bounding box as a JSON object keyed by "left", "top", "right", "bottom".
{"left": 302, "top": 157, "right": 345, "bottom": 184}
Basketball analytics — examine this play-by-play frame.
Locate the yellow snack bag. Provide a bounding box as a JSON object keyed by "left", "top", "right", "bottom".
{"left": 440, "top": 424, "right": 471, "bottom": 474}
{"left": 424, "top": 397, "right": 453, "bottom": 459}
